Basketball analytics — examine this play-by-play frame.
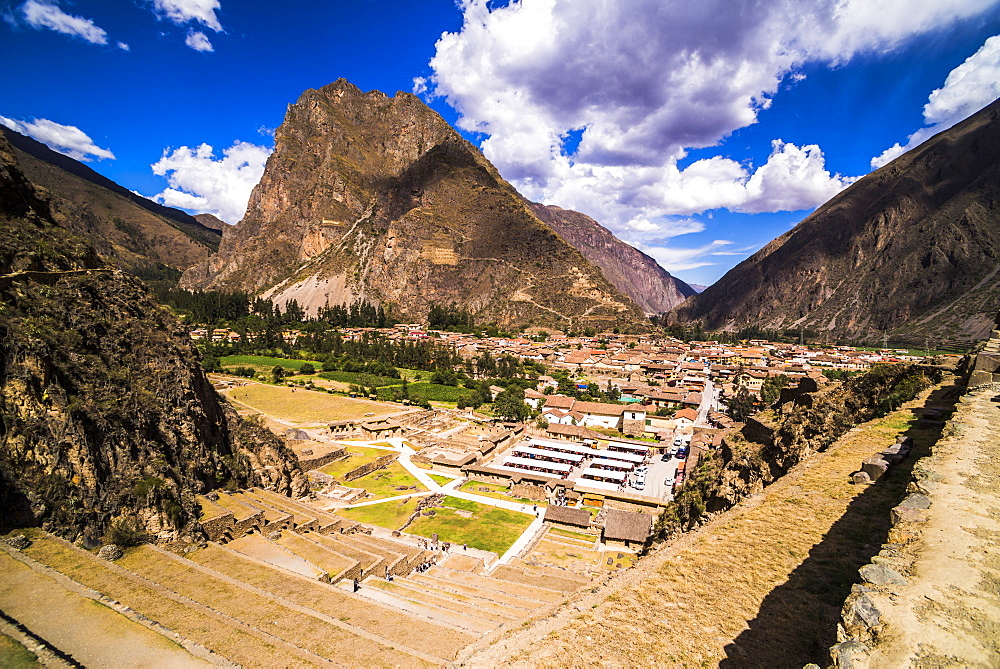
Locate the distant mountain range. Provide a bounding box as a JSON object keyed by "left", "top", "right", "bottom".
{"left": 672, "top": 98, "right": 1000, "bottom": 347}
{"left": 1, "top": 126, "right": 220, "bottom": 277}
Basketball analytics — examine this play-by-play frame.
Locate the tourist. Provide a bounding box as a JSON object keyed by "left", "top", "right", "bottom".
{"left": 353, "top": 578, "right": 359, "bottom": 592}
{"left": 463, "top": 543, "right": 467, "bottom": 551}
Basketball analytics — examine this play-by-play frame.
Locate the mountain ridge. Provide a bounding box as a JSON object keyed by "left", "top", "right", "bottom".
{"left": 671, "top": 97, "right": 1000, "bottom": 346}
{"left": 526, "top": 201, "right": 696, "bottom": 314}
{"left": 182, "top": 79, "right": 645, "bottom": 330}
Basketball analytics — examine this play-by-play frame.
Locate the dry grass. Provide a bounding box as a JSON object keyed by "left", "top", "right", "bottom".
{"left": 224, "top": 383, "right": 398, "bottom": 422}
{"left": 474, "top": 386, "right": 949, "bottom": 667}
{"left": 275, "top": 533, "right": 355, "bottom": 579}
{"left": 118, "top": 546, "right": 430, "bottom": 666}
{"left": 185, "top": 545, "right": 475, "bottom": 660}
{"left": 18, "top": 533, "right": 302, "bottom": 668}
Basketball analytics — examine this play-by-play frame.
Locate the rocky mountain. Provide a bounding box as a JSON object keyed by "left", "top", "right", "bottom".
{"left": 194, "top": 213, "right": 227, "bottom": 231}
{"left": 672, "top": 98, "right": 1000, "bottom": 347}
{"left": 525, "top": 202, "right": 696, "bottom": 314}
{"left": 1, "top": 126, "right": 220, "bottom": 279}
{"left": 182, "top": 79, "right": 644, "bottom": 330}
{"left": 0, "top": 133, "right": 306, "bottom": 544}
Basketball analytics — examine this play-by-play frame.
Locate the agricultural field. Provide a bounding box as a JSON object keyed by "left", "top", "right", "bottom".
{"left": 378, "top": 382, "right": 474, "bottom": 405}
{"left": 406, "top": 496, "right": 534, "bottom": 554}
{"left": 223, "top": 383, "right": 399, "bottom": 423}
{"left": 338, "top": 497, "right": 421, "bottom": 529}
{"left": 341, "top": 462, "right": 426, "bottom": 499}
{"left": 458, "top": 480, "right": 545, "bottom": 506}
{"left": 317, "top": 446, "right": 394, "bottom": 480}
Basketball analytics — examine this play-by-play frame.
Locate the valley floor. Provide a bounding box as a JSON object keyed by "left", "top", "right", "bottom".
{"left": 459, "top": 378, "right": 959, "bottom": 667}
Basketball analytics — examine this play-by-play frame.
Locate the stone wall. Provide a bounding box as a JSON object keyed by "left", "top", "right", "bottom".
{"left": 829, "top": 359, "right": 1000, "bottom": 667}
{"left": 510, "top": 482, "right": 547, "bottom": 502}
{"left": 298, "top": 447, "right": 348, "bottom": 471}
{"left": 343, "top": 453, "right": 398, "bottom": 482}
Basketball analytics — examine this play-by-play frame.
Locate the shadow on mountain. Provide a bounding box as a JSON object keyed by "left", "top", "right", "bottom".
{"left": 718, "top": 380, "right": 962, "bottom": 668}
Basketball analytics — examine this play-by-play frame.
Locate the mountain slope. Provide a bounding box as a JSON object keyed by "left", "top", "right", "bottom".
{"left": 0, "top": 132, "right": 305, "bottom": 543}
{"left": 527, "top": 202, "right": 696, "bottom": 314}
{"left": 1, "top": 126, "right": 220, "bottom": 276}
{"left": 182, "top": 79, "right": 644, "bottom": 330}
{"left": 672, "top": 98, "right": 1000, "bottom": 346}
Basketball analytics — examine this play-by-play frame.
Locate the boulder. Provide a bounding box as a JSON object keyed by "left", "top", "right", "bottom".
{"left": 98, "top": 544, "right": 123, "bottom": 560}
{"left": 4, "top": 534, "right": 31, "bottom": 550}
{"left": 852, "top": 471, "right": 873, "bottom": 485}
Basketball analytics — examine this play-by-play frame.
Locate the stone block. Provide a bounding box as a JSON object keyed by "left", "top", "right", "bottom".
{"left": 891, "top": 504, "right": 927, "bottom": 525}
{"left": 852, "top": 471, "right": 872, "bottom": 485}
{"left": 860, "top": 563, "right": 907, "bottom": 586}
{"left": 899, "top": 493, "right": 931, "bottom": 510}
{"left": 830, "top": 640, "right": 871, "bottom": 669}
{"left": 861, "top": 457, "right": 889, "bottom": 481}
{"left": 895, "top": 435, "right": 913, "bottom": 448}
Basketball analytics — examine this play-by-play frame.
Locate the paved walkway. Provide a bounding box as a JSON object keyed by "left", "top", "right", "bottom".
{"left": 339, "top": 436, "right": 541, "bottom": 565}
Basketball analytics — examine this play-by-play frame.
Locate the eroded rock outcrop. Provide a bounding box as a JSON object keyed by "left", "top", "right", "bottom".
{"left": 182, "top": 79, "right": 644, "bottom": 330}
{"left": 0, "top": 133, "right": 306, "bottom": 544}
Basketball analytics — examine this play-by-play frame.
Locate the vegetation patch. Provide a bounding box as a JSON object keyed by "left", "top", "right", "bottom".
{"left": 338, "top": 497, "right": 421, "bottom": 529}
{"left": 407, "top": 497, "right": 533, "bottom": 554}
{"left": 343, "top": 462, "right": 426, "bottom": 499}
{"left": 318, "top": 446, "right": 392, "bottom": 480}
{"left": 458, "top": 481, "right": 543, "bottom": 505}
{"left": 225, "top": 383, "right": 397, "bottom": 422}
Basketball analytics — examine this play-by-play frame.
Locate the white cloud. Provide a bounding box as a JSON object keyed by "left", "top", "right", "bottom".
{"left": 152, "top": 0, "right": 222, "bottom": 31}
{"left": 117, "top": 41, "right": 130, "bottom": 51}
{"left": 412, "top": 77, "right": 428, "bottom": 96}
{"left": 0, "top": 115, "right": 115, "bottom": 161}
{"left": 872, "top": 34, "right": 1000, "bottom": 168}
{"left": 185, "top": 30, "right": 213, "bottom": 51}
{"left": 20, "top": 0, "right": 108, "bottom": 44}
{"left": 639, "top": 239, "right": 742, "bottom": 273}
{"left": 427, "top": 0, "right": 997, "bottom": 248}
{"left": 149, "top": 141, "right": 271, "bottom": 224}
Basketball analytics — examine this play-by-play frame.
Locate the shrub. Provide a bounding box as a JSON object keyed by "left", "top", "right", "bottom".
{"left": 104, "top": 517, "right": 149, "bottom": 547}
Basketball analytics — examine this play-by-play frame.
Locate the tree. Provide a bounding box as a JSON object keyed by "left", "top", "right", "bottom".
{"left": 726, "top": 389, "right": 756, "bottom": 422}
{"left": 201, "top": 354, "right": 221, "bottom": 372}
{"left": 298, "top": 363, "right": 315, "bottom": 375}
{"left": 493, "top": 388, "right": 530, "bottom": 422}
{"left": 271, "top": 365, "right": 286, "bottom": 383}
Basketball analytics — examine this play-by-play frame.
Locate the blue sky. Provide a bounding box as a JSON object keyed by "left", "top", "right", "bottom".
{"left": 2, "top": 0, "right": 999, "bottom": 287}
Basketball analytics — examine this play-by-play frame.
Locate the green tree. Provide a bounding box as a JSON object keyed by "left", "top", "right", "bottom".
{"left": 493, "top": 387, "right": 530, "bottom": 422}
{"left": 271, "top": 365, "right": 285, "bottom": 383}
{"left": 298, "top": 362, "right": 315, "bottom": 375}
{"left": 726, "top": 389, "right": 756, "bottom": 422}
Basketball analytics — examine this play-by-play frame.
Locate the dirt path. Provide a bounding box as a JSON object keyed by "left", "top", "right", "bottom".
{"left": 459, "top": 380, "right": 955, "bottom": 667}
{"left": 864, "top": 384, "right": 1000, "bottom": 667}
{"left": 0, "top": 550, "right": 210, "bottom": 667}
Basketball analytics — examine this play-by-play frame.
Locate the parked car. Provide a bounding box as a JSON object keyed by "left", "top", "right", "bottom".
{"left": 676, "top": 447, "right": 688, "bottom": 459}
{"left": 633, "top": 479, "right": 645, "bottom": 490}
{"left": 664, "top": 476, "right": 674, "bottom": 486}
{"left": 660, "top": 453, "right": 671, "bottom": 462}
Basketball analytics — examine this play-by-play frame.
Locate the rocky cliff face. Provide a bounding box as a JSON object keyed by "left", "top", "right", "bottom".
{"left": 182, "top": 79, "right": 644, "bottom": 330}
{"left": 0, "top": 134, "right": 306, "bottom": 544}
{"left": 672, "top": 99, "right": 1000, "bottom": 347}
{"left": 709, "top": 365, "right": 937, "bottom": 513}
{"left": 1, "top": 126, "right": 220, "bottom": 278}
{"left": 526, "top": 202, "right": 695, "bottom": 314}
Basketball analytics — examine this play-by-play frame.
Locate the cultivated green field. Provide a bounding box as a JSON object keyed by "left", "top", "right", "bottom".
{"left": 343, "top": 462, "right": 426, "bottom": 499}
{"left": 377, "top": 382, "right": 474, "bottom": 405}
{"left": 338, "top": 497, "right": 421, "bottom": 528}
{"left": 458, "top": 480, "right": 544, "bottom": 505}
{"left": 224, "top": 383, "right": 398, "bottom": 422}
{"left": 318, "top": 446, "right": 393, "bottom": 479}
{"left": 406, "top": 496, "right": 533, "bottom": 554}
